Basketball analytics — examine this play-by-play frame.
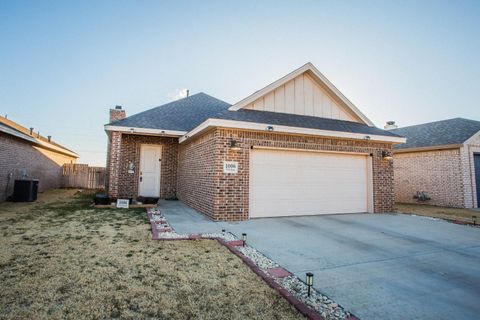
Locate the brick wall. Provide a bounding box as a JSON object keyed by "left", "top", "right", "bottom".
{"left": 178, "top": 128, "right": 395, "bottom": 221}
{"left": 107, "top": 133, "right": 178, "bottom": 200}
{"left": 177, "top": 130, "right": 219, "bottom": 219}
{"left": 393, "top": 149, "right": 464, "bottom": 207}
{"left": 0, "top": 133, "right": 76, "bottom": 201}
{"left": 460, "top": 132, "right": 480, "bottom": 208}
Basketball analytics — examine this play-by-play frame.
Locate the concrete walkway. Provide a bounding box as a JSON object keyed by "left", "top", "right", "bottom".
{"left": 160, "top": 200, "right": 480, "bottom": 320}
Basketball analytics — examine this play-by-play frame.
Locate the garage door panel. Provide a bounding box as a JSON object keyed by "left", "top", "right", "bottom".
{"left": 249, "top": 149, "right": 368, "bottom": 218}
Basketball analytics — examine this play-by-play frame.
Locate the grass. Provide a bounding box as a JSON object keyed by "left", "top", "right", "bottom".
{"left": 0, "top": 189, "right": 303, "bottom": 320}
{"left": 395, "top": 202, "right": 479, "bottom": 223}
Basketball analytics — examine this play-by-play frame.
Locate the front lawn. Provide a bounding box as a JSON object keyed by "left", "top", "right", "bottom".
{"left": 395, "top": 202, "right": 479, "bottom": 224}
{"left": 0, "top": 189, "right": 303, "bottom": 319}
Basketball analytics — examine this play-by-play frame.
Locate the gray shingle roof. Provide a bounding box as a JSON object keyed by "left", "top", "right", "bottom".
{"left": 110, "top": 92, "right": 400, "bottom": 138}
{"left": 213, "top": 109, "right": 400, "bottom": 137}
{"left": 391, "top": 118, "right": 480, "bottom": 150}
{"left": 109, "top": 93, "right": 231, "bottom": 131}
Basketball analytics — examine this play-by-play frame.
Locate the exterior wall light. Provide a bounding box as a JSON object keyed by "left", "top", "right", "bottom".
{"left": 130, "top": 128, "right": 135, "bottom": 133}
{"left": 473, "top": 215, "right": 477, "bottom": 226}
{"left": 229, "top": 139, "right": 241, "bottom": 151}
{"left": 382, "top": 150, "right": 393, "bottom": 160}
{"left": 242, "top": 233, "right": 247, "bottom": 246}
{"left": 306, "top": 272, "right": 314, "bottom": 296}
{"left": 267, "top": 125, "right": 274, "bottom": 131}
{"left": 364, "top": 135, "right": 371, "bottom": 140}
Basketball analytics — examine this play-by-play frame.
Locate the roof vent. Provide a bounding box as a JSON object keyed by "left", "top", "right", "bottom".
{"left": 186, "top": 89, "right": 190, "bottom": 97}
{"left": 384, "top": 121, "right": 398, "bottom": 130}
{"left": 29, "top": 127, "right": 34, "bottom": 135}
{"left": 47, "top": 135, "right": 52, "bottom": 142}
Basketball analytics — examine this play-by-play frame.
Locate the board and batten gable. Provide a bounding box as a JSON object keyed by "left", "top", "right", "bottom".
{"left": 243, "top": 72, "right": 358, "bottom": 122}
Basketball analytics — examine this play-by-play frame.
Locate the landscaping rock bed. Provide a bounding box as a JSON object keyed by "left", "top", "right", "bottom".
{"left": 148, "top": 206, "right": 357, "bottom": 320}
{"left": 236, "top": 245, "right": 279, "bottom": 270}
{"left": 278, "top": 276, "right": 353, "bottom": 320}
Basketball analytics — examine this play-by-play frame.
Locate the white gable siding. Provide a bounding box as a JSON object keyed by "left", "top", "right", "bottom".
{"left": 244, "top": 73, "right": 358, "bottom": 122}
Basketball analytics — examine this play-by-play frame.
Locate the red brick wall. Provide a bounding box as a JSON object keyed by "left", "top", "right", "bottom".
{"left": 177, "top": 130, "right": 219, "bottom": 219}
{"left": 178, "top": 128, "right": 395, "bottom": 221}
{"left": 107, "top": 133, "right": 178, "bottom": 200}
{"left": 0, "top": 133, "right": 76, "bottom": 201}
{"left": 394, "top": 149, "right": 464, "bottom": 207}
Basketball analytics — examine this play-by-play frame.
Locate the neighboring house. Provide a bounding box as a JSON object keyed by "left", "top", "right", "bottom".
{"left": 0, "top": 116, "right": 78, "bottom": 201}
{"left": 105, "top": 63, "right": 405, "bottom": 221}
{"left": 391, "top": 118, "right": 480, "bottom": 208}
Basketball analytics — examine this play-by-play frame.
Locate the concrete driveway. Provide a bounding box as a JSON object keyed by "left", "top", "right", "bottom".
{"left": 160, "top": 200, "right": 480, "bottom": 320}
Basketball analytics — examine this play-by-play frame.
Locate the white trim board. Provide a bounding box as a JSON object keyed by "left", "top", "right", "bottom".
{"left": 104, "top": 125, "right": 186, "bottom": 137}
{"left": 179, "top": 118, "right": 406, "bottom": 144}
{"left": 228, "top": 62, "right": 375, "bottom": 127}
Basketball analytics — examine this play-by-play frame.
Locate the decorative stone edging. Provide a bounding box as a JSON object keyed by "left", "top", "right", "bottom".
{"left": 147, "top": 207, "right": 358, "bottom": 320}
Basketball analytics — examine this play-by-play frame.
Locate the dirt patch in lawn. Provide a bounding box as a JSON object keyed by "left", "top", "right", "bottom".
{"left": 395, "top": 203, "right": 479, "bottom": 224}
{"left": 0, "top": 189, "right": 303, "bottom": 320}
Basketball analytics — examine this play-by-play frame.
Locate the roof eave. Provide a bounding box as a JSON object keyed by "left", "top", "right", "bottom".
{"left": 179, "top": 118, "right": 406, "bottom": 144}
{"left": 0, "top": 125, "right": 78, "bottom": 158}
{"left": 104, "top": 125, "right": 187, "bottom": 137}
{"left": 393, "top": 144, "right": 462, "bottom": 154}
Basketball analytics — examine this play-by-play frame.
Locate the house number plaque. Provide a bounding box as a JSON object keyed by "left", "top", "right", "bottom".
{"left": 223, "top": 161, "right": 239, "bottom": 174}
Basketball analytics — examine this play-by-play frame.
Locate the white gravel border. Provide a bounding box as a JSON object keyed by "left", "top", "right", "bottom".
{"left": 278, "top": 276, "right": 352, "bottom": 320}
{"left": 236, "top": 245, "right": 279, "bottom": 270}
{"left": 149, "top": 207, "right": 355, "bottom": 320}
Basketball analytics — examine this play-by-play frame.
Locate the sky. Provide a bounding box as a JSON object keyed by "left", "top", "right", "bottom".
{"left": 1, "top": 0, "right": 479, "bottom": 166}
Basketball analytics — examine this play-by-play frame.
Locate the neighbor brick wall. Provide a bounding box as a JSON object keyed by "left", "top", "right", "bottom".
{"left": 177, "top": 128, "right": 395, "bottom": 221}
{"left": 460, "top": 132, "right": 480, "bottom": 208}
{"left": 0, "top": 133, "right": 76, "bottom": 201}
{"left": 393, "top": 149, "right": 464, "bottom": 207}
{"left": 107, "top": 133, "right": 178, "bottom": 200}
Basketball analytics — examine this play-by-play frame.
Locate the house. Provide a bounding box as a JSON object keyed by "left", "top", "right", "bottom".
{"left": 105, "top": 63, "right": 405, "bottom": 221}
{"left": 391, "top": 118, "right": 480, "bottom": 208}
{"left": 0, "top": 116, "right": 78, "bottom": 201}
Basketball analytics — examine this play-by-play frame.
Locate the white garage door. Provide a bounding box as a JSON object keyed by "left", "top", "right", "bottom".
{"left": 249, "top": 148, "right": 370, "bottom": 218}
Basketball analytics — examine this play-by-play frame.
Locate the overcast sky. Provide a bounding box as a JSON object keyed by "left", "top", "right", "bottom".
{"left": 1, "top": 0, "right": 479, "bottom": 165}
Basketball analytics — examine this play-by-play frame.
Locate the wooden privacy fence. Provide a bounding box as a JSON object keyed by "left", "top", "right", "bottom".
{"left": 62, "top": 164, "right": 106, "bottom": 189}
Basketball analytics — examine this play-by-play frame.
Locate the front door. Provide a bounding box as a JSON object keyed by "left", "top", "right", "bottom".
{"left": 139, "top": 144, "right": 162, "bottom": 197}
{"left": 475, "top": 153, "right": 480, "bottom": 207}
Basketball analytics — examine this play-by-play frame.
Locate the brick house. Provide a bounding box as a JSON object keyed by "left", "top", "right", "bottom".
{"left": 105, "top": 63, "right": 405, "bottom": 221}
{"left": 0, "top": 116, "right": 78, "bottom": 201}
{"left": 391, "top": 118, "right": 480, "bottom": 208}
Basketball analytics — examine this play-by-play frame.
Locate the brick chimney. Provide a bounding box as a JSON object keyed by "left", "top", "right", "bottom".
{"left": 110, "top": 105, "right": 126, "bottom": 123}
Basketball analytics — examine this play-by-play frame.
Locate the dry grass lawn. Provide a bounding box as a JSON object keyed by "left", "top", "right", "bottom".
{"left": 0, "top": 189, "right": 303, "bottom": 320}
{"left": 395, "top": 203, "right": 479, "bottom": 224}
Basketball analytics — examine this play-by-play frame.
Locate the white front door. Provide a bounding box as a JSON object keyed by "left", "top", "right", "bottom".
{"left": 139, "top": 144, "right": 162, "bottom": 197}
{"left": 249, "top": 148, "right": 370, "bottom": 218}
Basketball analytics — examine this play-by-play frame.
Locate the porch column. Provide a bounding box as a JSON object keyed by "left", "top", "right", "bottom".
{"left": 107, "top": 131, "right": 122, "bottom": 198}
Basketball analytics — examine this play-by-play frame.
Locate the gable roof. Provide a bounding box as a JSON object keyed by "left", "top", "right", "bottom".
{"left": 109, "top": 92, "right": 231, "bottom": 131}
{"left": 106, "top": 92, "right": 402, "bottom": 142}
{"left": 228, "top": 62, "right": 375, "bottom": 127}
{"left": 391, "top": 118, "right": 480, "bottom": 151}
{"left": 0, "top": 116, "right": 78, "bottom": 157}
